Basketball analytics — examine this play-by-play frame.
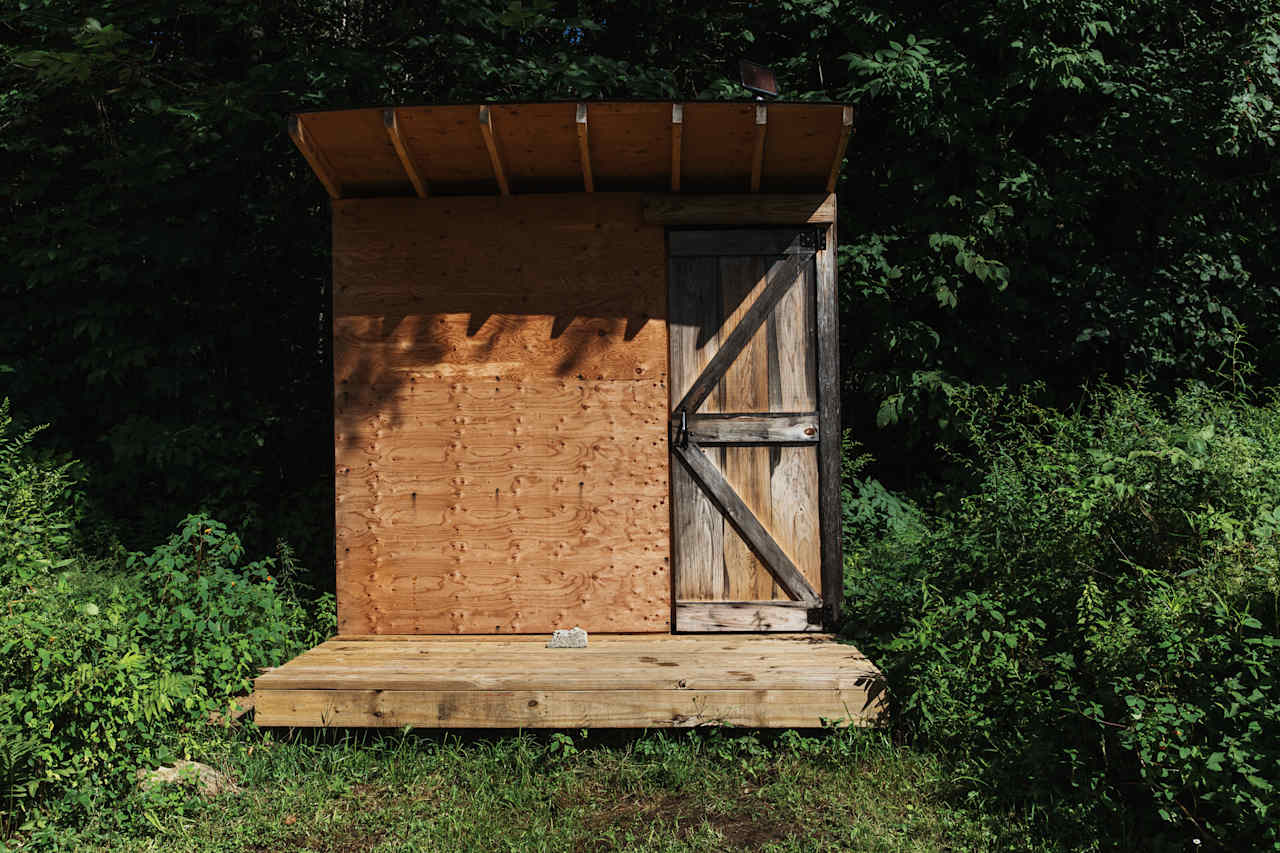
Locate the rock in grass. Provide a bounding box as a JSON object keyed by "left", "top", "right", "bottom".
{"left": 136, "top": 760, "right": 240, "bottom": 797}
{"left": 547, "top": 627, "right": 588, "bottom": 648}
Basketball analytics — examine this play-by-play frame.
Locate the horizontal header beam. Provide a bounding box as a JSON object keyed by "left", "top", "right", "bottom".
{"left": 644, "top": 193, "right": 835, "bottom": 225}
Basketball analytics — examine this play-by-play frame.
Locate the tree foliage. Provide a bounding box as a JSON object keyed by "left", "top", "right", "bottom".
{"left": 2, "top": 3, "right": 1280, "bottom": 845}
{"left": 3, "top": 0, "right": 1278, "bottom": 562}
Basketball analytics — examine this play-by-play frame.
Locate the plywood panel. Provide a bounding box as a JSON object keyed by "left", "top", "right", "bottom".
{"left": 393, "top": 105, "right": 498, "bottom": 194}
{"left": 680, "top": 103, "right": 757, "bottom": 193}
{"left": 759, "top": 103, "right": 846, "bottom": 193}
{"left": 489, "top": 103, "right": 582, "bottom": 192}
{"left": 586, "top": 102, "right": 672, "bottom": 190}
{"left": 334, "top": 195, "right": 670, "bottom": 634}
{"left": 300, "top": 110, "right": 413, "bottom": 197}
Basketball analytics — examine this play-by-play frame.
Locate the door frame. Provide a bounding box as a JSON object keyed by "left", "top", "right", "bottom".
{"left": 650, "top": 193, "right": 841, "bottom": 632}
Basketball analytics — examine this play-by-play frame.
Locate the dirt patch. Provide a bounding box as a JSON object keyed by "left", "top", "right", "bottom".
{"left": 246, "top": 827, "right": 388, "bottom": 853}
{"left": 575, "top": 790, "right": 795, "bottom": 851}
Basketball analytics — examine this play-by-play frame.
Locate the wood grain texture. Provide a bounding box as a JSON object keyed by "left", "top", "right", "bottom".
{"left": 575, "top": 104, "right": 594, "bottom": 192}
{"left": 256, "top": 688, "right": 880, "bottom": 728}
{"left": 383, "top": 109, "right": 429, "bottom": 198}
{"left": 680, "top": 102, "right": 758, "bottom": 192}
{"left": 322, "top": 634, "right": 866, "bottom": 646}
{"left": 668, "top": 229, "right": 820, "bottom": 257}
{"left": 670, "top": 104, "right": 684, "bottom": 192}
{"left": 750, "top": 103, "right": 768, "bottom": 193}
{"left": 723, "top": 444, "right": 773, "bottom": 599}
{"left": 718, "top": 254, "right": 773, "bottom": 596}
{"left": 581, "top": 102, "right": 672, "bottom": 190}
{"left": 288, "top": 115, "right": 342, "bottom": 199}
{"left": 673, "top": 442, "right": 818, "bottom": 604}
{"left": 684, "top": 414, "right": 817, "bottom": 444}
{"left": 672, "top": 254, "right": 805, "bottom": 416}
{"left": 392, "top": 105, "right": 497, "bottom": 193}
{"left": 295, "top": 109, "right": 409, "bottom": 196}
{"left": 644, "top": 193, "right": 835, "bottom": 225}
{"left": 826, "top": 107, "right": 855, "bottom": 193}
{"left": 336, "top": 379, "right": 670, "bottom": 635}
{"left": 253, "top": 633, "right": 886, "bottom": 728}
{"left": 815, "top": 222, "right": 843, "bottom": 627}
{"left": 290, "top": 104, "right": 851, "bottom": 196}
{"left": 675, "top": 601, "right": 819, "bottom": 632}
{"left": 670, "top": 456, "right": 723, "bottom": 601}
{"left": 668, "top": 257, "right": 724, "bottom": 602}
{"left": 478, "top": 106, "right": 510, "bottom": 195}
{"left": 488, "top": 103, "right": 580, "bottom": 192}
{"left": 667, "top": 256, "right": 720, "bottom": 407}
{"left": 761, "top": 104, "right": 848, "bottom": 193}
{"left": 334, "top": 196, "right": 666, "bottom": 385}
{"left": 770, "top": 260, "right": 821, "bottom": 594}
{"left": 334, "top": 195, "right": 670, "bottom": 634}
{"left": 666, "top": 229, "right": 825, "bottom": 621}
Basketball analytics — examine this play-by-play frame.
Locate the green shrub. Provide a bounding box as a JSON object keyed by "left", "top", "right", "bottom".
{"left": 0, "top": 399, "right": 78, "bottom": 585}
{"left": 844, "top": 381, "right": 1280, "bottom": 849}
{"left": 0, "top": 406, "right": 333, "bottom": 833}
{"left": 127, "top": 515, "right": 326, "bottom": 698}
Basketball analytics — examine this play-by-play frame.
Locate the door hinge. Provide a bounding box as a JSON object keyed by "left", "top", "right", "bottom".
{"left": 671, "top": 408, "right": 688, "bottom": 448}
{"left": 814, "top": 227, "right": 826, "bottom": 251}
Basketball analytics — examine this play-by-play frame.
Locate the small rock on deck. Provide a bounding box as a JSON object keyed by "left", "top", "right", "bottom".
{"left": 254, "top": 634, "right": 886, "bottom": 728}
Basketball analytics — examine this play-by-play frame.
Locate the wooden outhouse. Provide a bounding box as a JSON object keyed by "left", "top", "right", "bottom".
{"left": 254, "top": 101, "right": 884, "bottom": 728}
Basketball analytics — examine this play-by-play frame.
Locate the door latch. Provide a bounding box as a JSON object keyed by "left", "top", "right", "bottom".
{"left": 673, "top": 408, "right": 688, "bottom": 447}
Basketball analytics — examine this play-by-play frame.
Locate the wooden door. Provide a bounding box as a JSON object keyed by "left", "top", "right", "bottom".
{"left": 667, "top": 227, "right": 840, "bottom": 632}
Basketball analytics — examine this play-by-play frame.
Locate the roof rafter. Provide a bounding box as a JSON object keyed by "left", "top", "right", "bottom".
{"left": 576, "top": 104, "right": 594, "bottom": 193}
{"left": 287, "top": 115, "right": 342, "bottom": 199}
{"left": 750, "top": 103, "right": 767, "bottom": 192}
{"left": 670, "top": 104, "right": 684, "bottom": 192}
{"left": 383, "top": 109, "right": 429, "bottom": 198}
{"left": 477, "top": 105, "right": 510, "bottom": 196}
{"left": 825, "top": 106, "right": 854, "bottom": 193}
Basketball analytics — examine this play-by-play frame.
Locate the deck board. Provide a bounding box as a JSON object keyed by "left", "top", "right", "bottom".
{"left": 255, "top": 634, "right": 885, "bottom": 728}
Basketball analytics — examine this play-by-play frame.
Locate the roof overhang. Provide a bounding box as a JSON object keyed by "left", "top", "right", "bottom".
{"left": 288, "top": 101, "right": 854, "bottom": 199}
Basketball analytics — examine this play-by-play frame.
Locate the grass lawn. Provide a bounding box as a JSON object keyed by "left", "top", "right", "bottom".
{"left": 28, "top": 727, "right": 1082, "bottom": 852}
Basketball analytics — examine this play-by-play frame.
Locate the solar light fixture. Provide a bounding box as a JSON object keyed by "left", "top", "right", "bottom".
{"left": 739, "top": 59, "right": 779, "bottom": 99}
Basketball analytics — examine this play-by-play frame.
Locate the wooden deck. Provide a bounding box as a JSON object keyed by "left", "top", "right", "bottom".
{"left": 254, "top": 634, "right": 886, "bottom": 728}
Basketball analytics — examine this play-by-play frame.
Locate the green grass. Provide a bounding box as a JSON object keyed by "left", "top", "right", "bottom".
{"left": 19, "top": 727, "right": 1082, "bottom": 852}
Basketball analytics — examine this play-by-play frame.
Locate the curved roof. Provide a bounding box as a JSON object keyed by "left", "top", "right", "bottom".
{"left": 288, "top": 101, "right": 853, "bottom": 199}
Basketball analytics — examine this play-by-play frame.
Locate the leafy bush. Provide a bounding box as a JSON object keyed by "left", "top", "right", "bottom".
{"left": 0, "top": 399, "right": 78, "bottom": 585}
{"left": 844, "top": 381, "right": 1280, "bottom": 849}
{"left": 0, "top": 406, "right": 333, "bottom": 833}
{"left": 127, "top": 516, "right": 326, "bottom": 699}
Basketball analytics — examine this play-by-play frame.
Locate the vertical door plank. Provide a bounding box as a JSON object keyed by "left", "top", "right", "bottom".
{"left": 772, "top": 260, "right": 817, "bottom": 411}
{"left": 770, "top": 260, "right": 822, "bottom": 595}
{"left": 718, "top": 256, "right": 775, "bottom": 599}
{"left": 815, "top": 223, "right": 843, "bottom": 627}
{"left": 669, "top": 257, "right": 725, "bottom": 600}
{"left": 671, "top": 461, "right": 723, "bottom": 600}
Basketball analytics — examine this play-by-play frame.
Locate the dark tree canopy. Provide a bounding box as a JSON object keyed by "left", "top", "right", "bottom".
{"left": 2, "top": 0, "right": 1278, "bottom": 576}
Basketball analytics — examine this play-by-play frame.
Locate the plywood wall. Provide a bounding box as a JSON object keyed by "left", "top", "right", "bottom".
{"left": 333, "top": 195, "right": 671, "bottom": 634}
